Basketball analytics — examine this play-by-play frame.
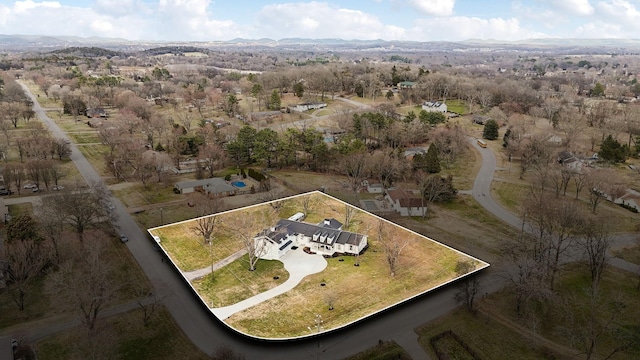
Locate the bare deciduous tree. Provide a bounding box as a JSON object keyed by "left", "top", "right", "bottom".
{"left": 48, "top": 236, "right": 119, "bottom": 332}
{"left": 376, "top": 219, "right": 411, "bottom": 277}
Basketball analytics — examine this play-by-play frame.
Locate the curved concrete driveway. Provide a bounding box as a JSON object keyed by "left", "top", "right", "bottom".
{"left": 212, "top": 249, "right": 327, "bottom": 320}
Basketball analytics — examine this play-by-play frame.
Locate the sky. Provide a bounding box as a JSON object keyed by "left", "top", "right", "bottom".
{"left": 0, "top": 0, "right": 640, "bottom": 42}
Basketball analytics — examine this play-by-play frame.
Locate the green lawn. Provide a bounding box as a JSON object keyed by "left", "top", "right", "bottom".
{"left": 445, "top": 99, "right": 469, "bottom": 115}
{"left": 68, "top": 131, "right": 101, "bottom": 144}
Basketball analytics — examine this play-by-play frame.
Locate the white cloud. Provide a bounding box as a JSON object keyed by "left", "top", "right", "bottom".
{"left": 255, "top": 2, "right": 405, "bottom": 40}
{"left": 540, "top": 0, "right": 594, "bottom": 16}
{"left": 573, "top": 0, "right": 640, "bottom": 37}
{"left": 409, "top": 0, "right": 455, "bottom": 16}
{"left": 408, "top": 16, "right": 546, "bottom": 41}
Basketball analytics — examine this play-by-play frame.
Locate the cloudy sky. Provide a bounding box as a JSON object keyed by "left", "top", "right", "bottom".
{"left": 0, "top": 0, "right": 639, "bottom": 42}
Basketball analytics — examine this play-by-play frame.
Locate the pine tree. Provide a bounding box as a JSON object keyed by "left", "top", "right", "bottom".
{"left": 483, "top": 119, "right": 499, "bottom": 140}
{"left": 425, "top": 145, "right": 441, "bottom": 173}
{"left": 269, "top": 90, "right": 281, "bottom": 110}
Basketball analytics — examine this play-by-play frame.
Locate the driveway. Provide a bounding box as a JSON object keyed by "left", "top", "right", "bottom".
{"left": 212, "top": 248, "right": 327, "bottom": 320}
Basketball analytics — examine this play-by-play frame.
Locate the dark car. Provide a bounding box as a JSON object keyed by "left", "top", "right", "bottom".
{"left": 119, "top": 234, "right": 129, "bottom": 243}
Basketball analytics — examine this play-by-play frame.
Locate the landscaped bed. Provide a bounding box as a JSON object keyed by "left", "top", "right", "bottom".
{"left": 148, "top": 191, "right": 489, "bottom": 339}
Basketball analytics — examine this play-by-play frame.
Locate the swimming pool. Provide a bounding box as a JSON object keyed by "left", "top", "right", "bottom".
{"left": 231, "top": 181, "right": 246, "bottom": 188}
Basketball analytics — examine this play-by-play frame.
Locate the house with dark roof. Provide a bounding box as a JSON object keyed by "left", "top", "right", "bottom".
{"left": 421, "top": 101, "right": 447, "bottom": 113}
{"left": 254, "top": 218, "right": 368, "bottom": 260}
{"left": 174, "top": 178, "right": 237, "bottom": 197}
{"left": 385, "top": 188, "right": 426, "bottom": 217}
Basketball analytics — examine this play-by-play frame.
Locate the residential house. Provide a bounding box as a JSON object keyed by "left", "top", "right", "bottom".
{"left": 174, "top": 178, "right": 237, "bottom": 197}
{"left": 385, "top": 188, "right": 427, "bottom": 217}
{"left": 397, "top": 81, "right": 416, "bottom": 89}
{"left": 557, "top": 150, "right": 582, "bottom": 171}
{"left": 287, "top": 102, "right": 327, "bottom": 113}
{"left": 254, "top": 218, "right": 368, "bottom": 260}
{"left": 367, "top": 183, "right": 384, "bottom": 194}
{"left": 404, "top": 147, "right": 426, "bottom": 160}
{"left": 85, "top": 108, "right": 108, "bottom": 118}
{"left": 472, "top": 115, "right": 491, "bottom": 125}
{"left": 421, "top": 101, "right": 448, "bottom": 113}
{"left": 615, "top": 189, "right": 640, "bottom": 212}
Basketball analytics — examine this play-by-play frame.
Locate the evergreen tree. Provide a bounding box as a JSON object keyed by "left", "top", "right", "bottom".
{"left": 293, "top": 82, "right": 304, "bottom": 98}
{"left": 425, "top": 145, "right": 441, "bottom": 173}
{"left": 268, "top": 90, "right": 281, "bottom": 110}
{"left": 599, "top": 135, "right": 628, "bottom": 162}
{"left": 483, "top": 119, "right": 499, "bottom": 140}
{"left": 503, "top": 128, "right": 512, "bottom": 148}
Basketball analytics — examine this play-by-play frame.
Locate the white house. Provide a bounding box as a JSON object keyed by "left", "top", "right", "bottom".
{"left": 422, "top": 101, "right": 447, "bottom": 113}
{"left": 254, "top": 218, "right": 368, "bottom": 260}
{"left": 288, "top": 102, "right": 327, "bottom": 113}
{"left": 385, "top": 188, "right": 427, "bottom": 217}
{"left": 174, "top": 178, "right": 237, "bottom": 197}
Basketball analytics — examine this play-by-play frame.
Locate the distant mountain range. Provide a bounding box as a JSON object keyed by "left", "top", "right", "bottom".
{"left": 2, "top": 34, "right": 640, "bottom": 53}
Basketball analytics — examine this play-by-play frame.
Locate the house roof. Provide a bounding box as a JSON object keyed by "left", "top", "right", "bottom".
{"left": 175, "top": 178, "right": 236, "bottom": 194}
{"left": 258, "top": 219, "right": 364, "bottom": 247}
{"left": 387, "top": 189, "right": 425, "bottom": 209}
{"left": 423, "top": 101, "right": 445, "bottom": 108}
{"left": 318, "top": 218, "right": 342, "bottom": 229}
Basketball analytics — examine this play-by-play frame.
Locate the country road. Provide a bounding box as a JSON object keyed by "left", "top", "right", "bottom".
{"left": 12, "top": 82, "right": 640, "bottom": 359}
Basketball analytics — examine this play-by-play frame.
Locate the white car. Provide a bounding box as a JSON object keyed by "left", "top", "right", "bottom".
{"left": 23, "top": 183, "right": 37, "bottom": 189}
{"left": 52, "top": 185, "right": 64, "bottom": 191}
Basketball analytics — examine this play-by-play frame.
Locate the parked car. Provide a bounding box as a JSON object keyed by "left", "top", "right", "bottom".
{"left": 119, "top": 234, "right": 129, "bottom": 243}
{"left": 23, "top": 183, "right": 37, "bottom": 189}
{"left": 52, "top": 185, "right": 64, "bottom": 191}
{"left": 32, "top": 188, "right": 42, "bottom": 193}
{"left": 0, "top": 189, "right": 11, "bottom": 196}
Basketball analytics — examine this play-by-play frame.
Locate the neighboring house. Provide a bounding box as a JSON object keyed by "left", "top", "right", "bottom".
{"left": 85, "top": 108, "right": 108, "bottom": 118}
{"left": 174, "top": 178, "right": 237, "bottom": 197}
{"left": 557, "top": 150, "right": 582, "bottom": 171}
{"left": 546, "top": 134, "right": 563, "bottom": 145}
{"left": 404, "top": 147, "right": 426, "bottom": 160}
{"left": 288, "top": 102, "right": 327, "bottom": 113}
{"left": 397, "top": 81, "right": 416, "bottom": 89}
{"left": 421, "top": 101, "right": 448, "bottom": 113}
{"left": 254, "top": 218, "right": 368, "bottom": 260}
{"left": 367, "top": 183, "right": 384, "bottom": 194}
{"left": 615, "top": 189, "right": 640, "bottom": 212}
{"left": 385, "top": 188, "right": 426, "bottom": 217}
{"left": 472, "top": 115, "right": 491, "bottom": 125}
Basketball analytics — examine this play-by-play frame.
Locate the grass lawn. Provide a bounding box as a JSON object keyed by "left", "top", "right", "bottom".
{"left": 0, "top": 275, "right": 53, "bottom": 329}
{"left": 68, "top": 131, "right": 101, "bottom": 144}
{"left": 151, "top": 221, "right": 245, "bottom": 272}
{"left": 445, "top": 99, "right": 469, "bottom": 115}
{"left": 77, "top": 144, "right": 109, "bottom": 176}
{"left": 416, "top": 308, "right": 565, "bottom": 360}
{"left": 614, "top": 245, "right": 640, "bottom": 265}
{"left": 34, "top": 307, "right": 208, "bottom": 360}
{"left": 193, "top": 255, "right": 290, "bottom": 307}
{"left": 112, "top": 182, "right": 183, "bottom": 208}
{"left": 8, "top": 203, "right": 33, "bottom": 217}
{"left": 344, "top": 340, "right": 411, "bottom": 360}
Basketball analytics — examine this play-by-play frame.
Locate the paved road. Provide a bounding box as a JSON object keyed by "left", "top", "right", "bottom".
{"left": 469, "top": 137, "right": 524, "bottom": 229}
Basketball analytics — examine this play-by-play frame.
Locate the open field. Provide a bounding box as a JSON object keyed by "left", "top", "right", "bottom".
{"left": 151, "top": 192, "right": 489, "bottom": 338}
{"left": 482, "top": 264, "right": 640, "bottom": 360}
{"left": 416, "top": 308, "right": 569, "bottom": 360}
{"left": 34, "top": 307, "right": 208, "bottom": 360}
